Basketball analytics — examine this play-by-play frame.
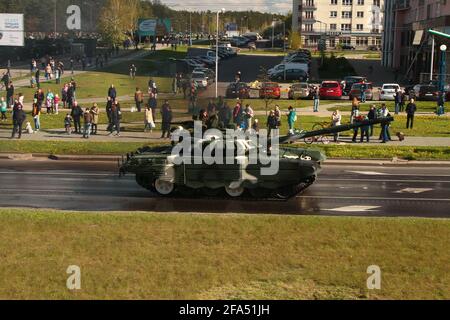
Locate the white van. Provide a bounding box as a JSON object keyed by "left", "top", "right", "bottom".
{"left": 268, "top": 63, "right": 309, "bottom": 76}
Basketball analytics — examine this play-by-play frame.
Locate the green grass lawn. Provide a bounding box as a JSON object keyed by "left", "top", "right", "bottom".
{"left": 1, "top": 140, "right": 449, "bottom": 160}
{"left": 327, "top": 101, "right": 443, "bottom": 113}
{"left": 14, "top": 48, "right": 189, "bottom": 101}
{"left": 0, "top": 209, "right": 448, "bottom": 299}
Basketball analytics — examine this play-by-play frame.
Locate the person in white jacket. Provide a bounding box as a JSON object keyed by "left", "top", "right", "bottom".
{"left": 332, "top": 109, "right": 342, "bottom": 142}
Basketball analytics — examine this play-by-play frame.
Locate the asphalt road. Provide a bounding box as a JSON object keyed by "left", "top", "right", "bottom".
{"left": 1, "top": 159, "right": 449, "bottom": 218}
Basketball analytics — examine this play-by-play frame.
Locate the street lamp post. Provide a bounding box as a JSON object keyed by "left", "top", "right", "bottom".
{"left": 439, "top": 44, "right": 447, "bottom": 93}
{"left": 216, "top": 8, "right": 225, "bottom": 98}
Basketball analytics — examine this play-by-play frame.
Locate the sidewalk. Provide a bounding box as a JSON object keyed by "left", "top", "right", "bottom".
{"left": 1, "top": 124, "right": 449, "bottom": 146}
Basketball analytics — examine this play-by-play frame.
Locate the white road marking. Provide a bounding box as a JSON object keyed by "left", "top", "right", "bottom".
{"left": 320, "top": 178, "right": 450, "bottom": 183}
{"left": 347, "top": 171, "right": 384, "bottom": 176}
{"left": 297, "top": 195, "right": 450, "bottom": 202}
{"left": 325, "top": 205, "right": 381, "bottom": 212}
{"left": 346, "top": 171, "right": 450, "bottom": 177}
{"left": 395, "top": 188, "right": 434, "bottom": 194}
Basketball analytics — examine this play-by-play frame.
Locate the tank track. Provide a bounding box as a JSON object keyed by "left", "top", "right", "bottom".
{"left": 135, "top": 174, "right": 315, "bottom": 201}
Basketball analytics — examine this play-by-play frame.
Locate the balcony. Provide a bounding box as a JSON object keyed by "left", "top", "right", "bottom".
{"left": 301, "top": 3, "right": 317, "bottom": 10}
{"left": 395, "top": 0, "right": 410, "bottom": 11}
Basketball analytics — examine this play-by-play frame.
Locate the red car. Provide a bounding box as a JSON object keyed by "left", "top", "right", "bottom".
{"left": 319, "top": 81, "right": 343, "bottom": 99}
{"left": 259, "top": 82, "right": 281, "bottom": 99}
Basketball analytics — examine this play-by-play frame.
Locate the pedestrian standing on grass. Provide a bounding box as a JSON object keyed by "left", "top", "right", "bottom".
{"left": 149, "top": 91, "right": 158, "bottom": 121}
{"left": 46, "top": 90, "right": 54, "bottom": 114}
{"left": 287, "top": 106, "right": 297, "bottom": 135}
{"left": 266, "top": 110, "right": 279, "bottom": 138}
{"left": 109, "top": 99, "right": 121, "bottom": 136}
{"left": 244, "top": 104, "right": 254, "bottom": 132}
{"left": 83, "top": 108, "right": 93, "bottom": 139}
{"left": 331, "top": 109, "right": 341, "bottom": 142}
{"left": 90, "top": 103, "right": 99, "bottom": 135}
{"left": 368, "top": 105, "right": 376, "bottom": 137}
{"left": 71, "top": 101, "right": 83, "bottom": 134}
{"left": 1, "top": 97, "right": 7, "bottom": 121}
{"left": 394, "top": 89, "right": 402, "bottom": 115}
{"left": 313, "top": 87, "right": 320, "bottom": 112}
{"left": 6, "top": 82, "right": 14, "bottom": 108}
{"left": 31, "top": 98, "right": 41, "bottom": 131}
{"left": 144, "top": 104, "right": 155, "bottom": 132}
{"left": 161, "top": 100, "right": 172, "bottom": 139}
{"left": 134, "top": 87, "right": 144, "bottom": 112}
{"left": 64, "top": 114, "right": 73, "bottom": 135}
{"left": 360, "top": 115, "right": 370, "bottom": 143}
{"left": 11, "top": 101, "right": 26, "bottom": 139}
{"left": 405, "top": 98, "right": 417, "bottom": 129}
{"left": 54, "top": 94, "right": 60, "bottom": 114}
{"left": 108, "top": 84, "right": 117, "bottom": 100}
{"left": 129, "top": 64, "right": 137, "bottom": 79}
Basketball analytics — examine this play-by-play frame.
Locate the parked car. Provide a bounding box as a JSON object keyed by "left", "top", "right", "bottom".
{"left": 410, "top": 84, "right": 439, "bottom": 101}
{"left": 288, "top": 83, "right": 312, "bottom": 100}
{"left": 341, "top": 44, "right": 356, "bottom": 50}
{"left": 268, "top": 63, "right": 309, "bottom": 76}
{"left": 190, "top": 71, "right": 209, "bottom": 89}
{"left": 349, "top": 82, "right": 374, "bottom": 101}
{"left": 270, "top": 68, "right": 308, "bottom": 82}
{"left": 379, "top": 83, "right": 401, "bottom": 100}
{"left": 319, "top": 81, "right": 343, "bottom": 99}
{"left": 226, "top": 82, "right": 250, "bottom": 99}
{"left": 193, "top": 67, "right": 215, "bottom": 83}
{"left": 259, "top": 82, "right": 281, "bottom": 99}
{"left": 342, "top": 76, "right": 367, "bottom": 95}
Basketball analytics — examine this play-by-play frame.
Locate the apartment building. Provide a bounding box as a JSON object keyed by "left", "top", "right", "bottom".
{"left": 292, "top": 0, "right": 384, "bottom": 49}
{"left": 382, "top": 0, "right": 450, "bottom": 82}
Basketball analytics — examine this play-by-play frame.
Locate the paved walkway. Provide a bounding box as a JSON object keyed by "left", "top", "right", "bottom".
{"left": 1, "top": 122, "right": 449, "bottom": 146}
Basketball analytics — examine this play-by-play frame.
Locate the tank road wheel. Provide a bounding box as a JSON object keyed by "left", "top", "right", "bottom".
{"left": 225, "top": 185, "right": 245, "bottom": 198}
{"left": 249, "top": 188, "right": 272, "bottom": 198}
{"left": 274, "top": 185, "right": 296, "bottom": 200}
{"left": 154, "top": 179, "right": 175, "bottom": 196}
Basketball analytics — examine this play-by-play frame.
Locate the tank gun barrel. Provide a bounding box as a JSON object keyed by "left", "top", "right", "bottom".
{"left": 280, "top": 116, "right": 394, "bottom": 144}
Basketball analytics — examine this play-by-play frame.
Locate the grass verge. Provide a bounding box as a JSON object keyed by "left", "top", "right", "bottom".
{"left": 1, "top": 140, "right": 449, "bottom": 161}
{"left": 0, "top": 209, "right": 448, "bottom": 299}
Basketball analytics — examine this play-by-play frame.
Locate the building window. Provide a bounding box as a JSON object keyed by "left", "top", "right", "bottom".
{"left": 305, "top": 0, "right": 315, "bottom": 6}
{"left": 331, "top": 0, "right": 338, "bottom": 4}
{"left": 342, "top": 11, "right": 352, "bottom": 19}
{"left": 304, "top": 24, "right": 313, "bottom": 32}
{"left": 356, "top": 24, "right": 364, "bottom": 31}
{"left": 330, "top": 11, "right": 337, "bottom": 18}
{"left": 341, "top": 24, "right": 352, "bottom": 31}
{"left": 340, "top": 37, "right": 351, "bottom": 45}
{"left": 356, "top": 37, "right": 368, "bottom": 45}
{"left": 305, "top": 11, "right": 314, "bottom": 19}
{"left": 373, "top": 0, "right": 380, "bottom": 6}
{"left": 330, "top": 24, "right": 337, "bottom": 30}
{"left": 357, "top": 0, "right": 364, "bottom": 4}
{"left": 342, "top": 0, "right": 353, "bottom": 5}
{"left": 357, "top": 11, "right": 364, "bottom": 18}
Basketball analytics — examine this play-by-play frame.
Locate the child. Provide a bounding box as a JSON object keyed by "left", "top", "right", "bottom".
{"left": 46, "top": 90, "right": 54, "bottom": 114}
{"left": 53, "top": 94, "right": 60, "bottom": 115}
{"left": 64, "top": 114, "right": 73, "bottom": 135}
{"left": 0, "top": 97, "right": 7, "bottom": 121}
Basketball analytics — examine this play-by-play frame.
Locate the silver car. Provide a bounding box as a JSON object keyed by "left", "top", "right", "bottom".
{"left": 190, "top": 71, "right": 208, "bottom": 88}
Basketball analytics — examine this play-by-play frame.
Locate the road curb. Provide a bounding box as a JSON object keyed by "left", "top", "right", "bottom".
{"left": 1, "top": 153, "right": 449, "bottom": 167}
{"left": 324, "top": 159, "right": 450, "bottom": 167}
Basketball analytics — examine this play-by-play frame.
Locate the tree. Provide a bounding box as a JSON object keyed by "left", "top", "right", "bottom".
{"left": 289, "top": 31, "right": 302, "bottom": 50}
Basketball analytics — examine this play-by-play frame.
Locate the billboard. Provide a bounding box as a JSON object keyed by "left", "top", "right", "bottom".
{"left": 0, "top": 14, "right": 24, "bottom": 46}
{"left": 138, "top": 18, "right": 171, "bottom": 37}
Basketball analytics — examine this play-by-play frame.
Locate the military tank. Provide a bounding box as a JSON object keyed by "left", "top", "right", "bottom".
{"left": 119, "top": 117, "right": 393, "bottom": 199}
